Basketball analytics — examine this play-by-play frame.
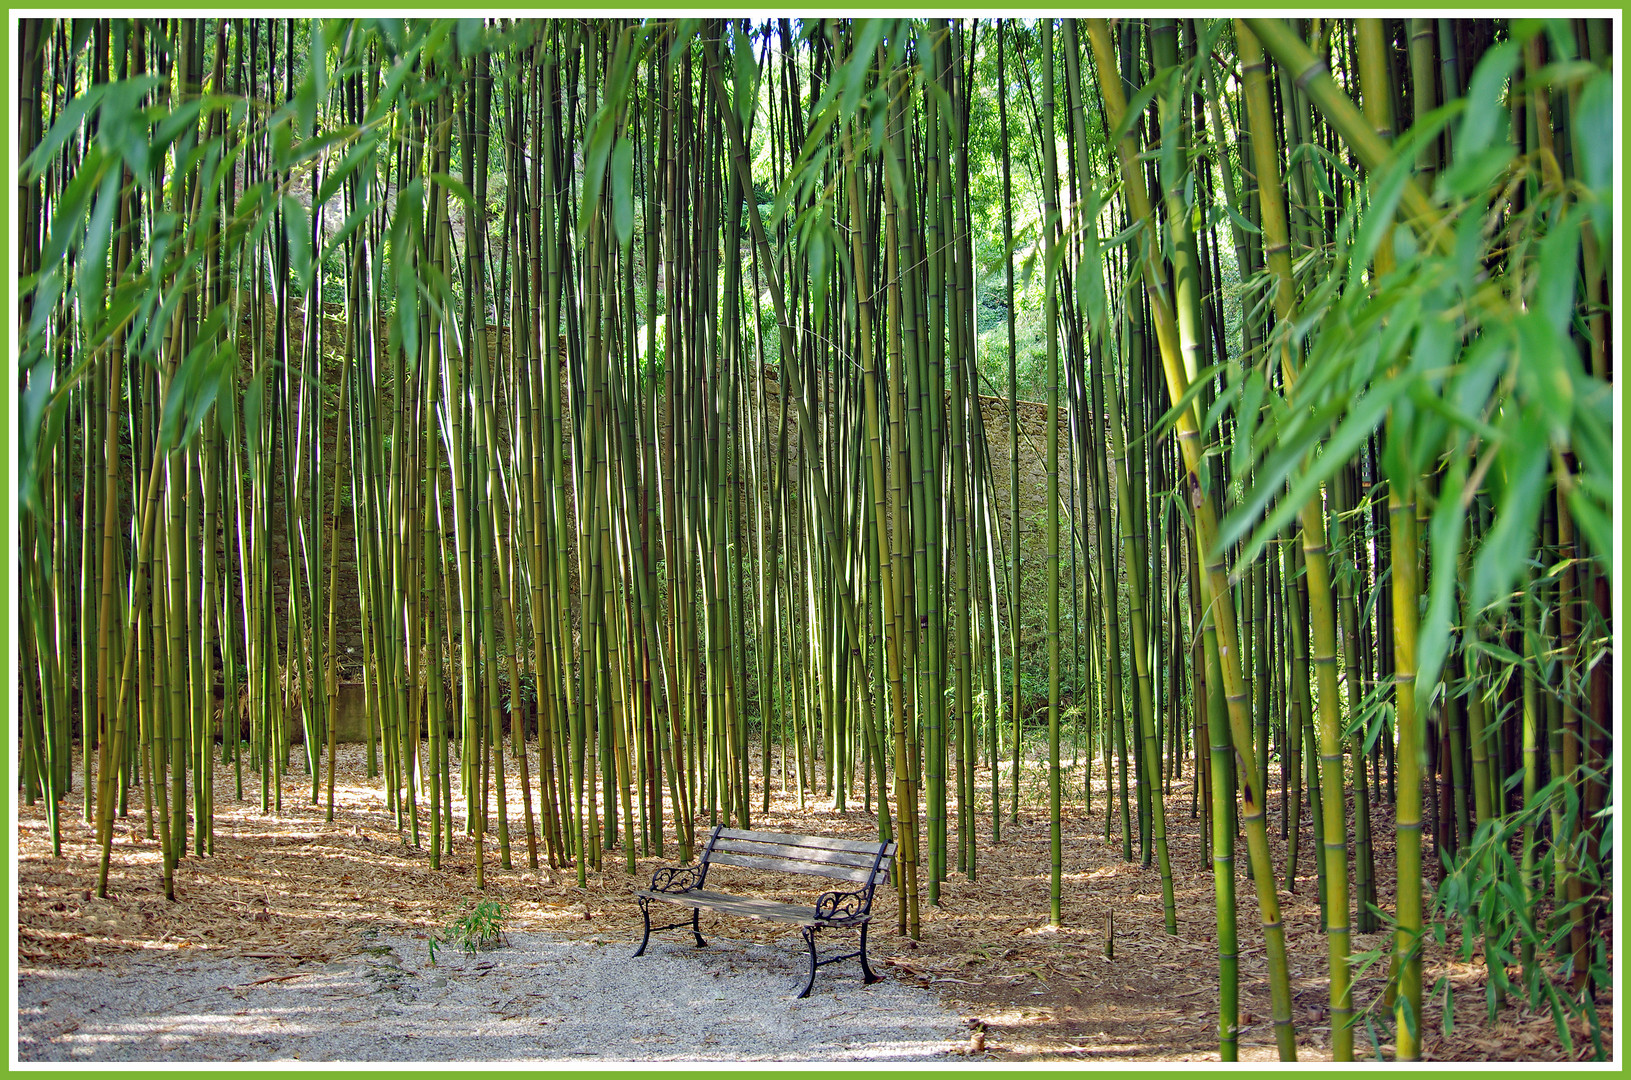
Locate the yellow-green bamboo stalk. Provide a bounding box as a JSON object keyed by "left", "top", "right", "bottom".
{"left": 1038, "top": 18, "right": 1063, "bottom": 929}
{"left": 842, "top": 109, "right": 904, "bottom": 881}
{"left": 1087, "top": 17, "right": 1295, "bottom": 1059}
{"left": 702, "top": 27, "right": 920, "bottom": 935}
{"left": 1354, "top": 20, "right": 1424, "bottom": 1055}
{"left": 1237, "top": 19, "right": 1353, "bottom": 1059}
{"left": 1062, "top": 17, "right": 1175, "bottom": 933}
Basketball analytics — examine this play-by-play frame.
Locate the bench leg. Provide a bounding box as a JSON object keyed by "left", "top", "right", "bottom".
{"left": 858, "top": 921, "right": 880, "bottom": 985}
{"left": 634, "top": 897, "right": 652, "bottom": 958}
{"left": 636, "top": 900, "right": 706, "bottom": 956}
{"left": 797, "top": 926, "right": 818, "bottom": 999}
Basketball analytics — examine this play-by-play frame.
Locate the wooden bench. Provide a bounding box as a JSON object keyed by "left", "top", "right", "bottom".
{"left": 633, "top": 826, "right": 896, "bottom": 998}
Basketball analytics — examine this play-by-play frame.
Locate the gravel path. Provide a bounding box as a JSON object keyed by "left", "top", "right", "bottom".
{"left": 17, "top": 928, "right": 966, "bottom": 1062}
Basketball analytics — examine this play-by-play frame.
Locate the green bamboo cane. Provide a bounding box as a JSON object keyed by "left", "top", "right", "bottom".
{"left": 1036, "top": 19, "right": 1063, "bottom": 928}
{"left": 997, "top": 20, "right": 1022, "bottom": 830}
{"left": 703, "top": 27, "right": 920, "bottom": 935}
{"left": 322, "top": 233, "right": 358, "bottom": 823}
{"left": 948, "top": 21, "right": 979, "bottom": 878}
{"left": 425, "top": 444, "right": 445, "bottom": 869}
{"left": 1063, "top": 17, "right": 1176, "bottom": 932}
{"left": 1236, "top": 19, "right": 1353, "bottom": 1057}
{"left": 1189, "top": 523, "right": 1239, "bottom": 1059}
{"left": 1352, "top": 19, "right": 1427, "bottom": 1055}
{"left": 1088, "top": 17, "right": 1296, "bottom": 1058}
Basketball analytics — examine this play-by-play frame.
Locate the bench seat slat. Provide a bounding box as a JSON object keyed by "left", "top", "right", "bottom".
{"left": 705, "top": 851, "right": 891, "bottom": 884}
{"left": 713, "top": 828, "right": 894, "bottom": 858}
{"left": 633, "top": 889, "right": 820, "bottom": 926}
{"left": 708, "top": 836, "right": 887, "bottom": 871}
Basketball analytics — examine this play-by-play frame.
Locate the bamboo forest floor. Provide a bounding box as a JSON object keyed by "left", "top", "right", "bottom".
{"left": 15, "top": 739, "right": 1610, "bottom": 1062}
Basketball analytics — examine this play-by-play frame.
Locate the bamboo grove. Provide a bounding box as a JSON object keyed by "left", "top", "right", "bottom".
{"left": 15, "top": 16, "right": 1615, "bottom": 1061}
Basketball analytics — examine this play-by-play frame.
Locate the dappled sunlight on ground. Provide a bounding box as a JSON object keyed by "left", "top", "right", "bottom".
{"left": 16, "top": 738, "right": 1611, "bottom": 1061}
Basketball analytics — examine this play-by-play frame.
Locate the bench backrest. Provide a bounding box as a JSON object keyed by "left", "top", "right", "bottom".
{"left": 702, "top": 828, "right": 894, "bottom": 888}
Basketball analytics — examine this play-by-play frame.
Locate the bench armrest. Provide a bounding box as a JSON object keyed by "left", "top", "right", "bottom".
{"left": 814, "top": 885, "right": 874, "bottom": 923}
{"left": 650, "top": 864, "right": 706, "bottom": 893}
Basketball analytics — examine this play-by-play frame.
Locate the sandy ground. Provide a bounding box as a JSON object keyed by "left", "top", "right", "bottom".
{"left": 14, "top": 740, "right": 1612, "bottom": 1062}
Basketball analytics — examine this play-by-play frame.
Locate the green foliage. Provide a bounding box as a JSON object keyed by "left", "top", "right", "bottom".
{"left": 16, "top": 18, "right": 467, "bottom": 523}
{"left": 1215, "top": 23, "right": 1613, "bottom": 724}
{"left": 427, "top": 899, "right": 509, "bottom": 964}
{"left": 1434, "top": 784, "right": 1611, "bottom": 1059}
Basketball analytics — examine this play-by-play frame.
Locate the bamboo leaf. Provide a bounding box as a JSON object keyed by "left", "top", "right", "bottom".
{"left": 366, "top": 37, "right": 427, "bottom": 125}
{"left": 1435, "top": 144, "right": 1516, "bottom": 204}
{"left": 1346, "top": 151, "right": 1412, "bottom": 295}
{"left": 1535, "top": 209, "right": 1581, "bottom": 339}
{"left": 181, "top": 339, "right": 235, "bottom": 446}
{"left": 1398, "top": 993, "right": 1418, "bottom": 1044}
{"left": 1566, "top": 365, "right": 1612, "bottom": 505}
{"left": 1455, "top": 40, "right": 1521, "bottom": 159}
{"left": 17, "top": 357, "right": 57, "bottom": 513}
{"left": 1514, "top": 310, "right": 1573, "bottom": 445}
{"left": 1108, "top": 64, "right": 1175, "bottom": 148}
{"left": 99, "top": 74, "right": 167, "bottom": 178}
{"left": 1470, "top": 406, "right": 1550, "bottom": 613}
{"left": 1145, "top": 361, "right": 1226, "bottom": 455}
{"left": 1041, "top": 210, "right": 1067, "bottom": 290}
{"left": 1392, "top": 311, "right": 1457, "bottom": 480}
{"left": 389, "top": 176, "right": 423, "bottom": 363}
{"left": 316, "top": 133, "right": 381, "bottom": 209}
{"left": 92, "top": 282, "right": 145, "bottom": 355}
{"left": 731, "top": 24, "right": 759, "bottom": 125}
{"left": 1468, "top": 638, "right": 1524, "bottom": 669}
{"left": 1363, "top": 1013, "right": 1385, "bottom": 1062}
{"left": 881, "top": 147, "right": 908, "bottom": 221}
{"left": 41, "top": 145, "right": 108, "bottom": 271}
{"left": 806, "top": 213, "right": 832, "bottom": 326}
{"left": 1574, "top": 71, "right": 1611, "bottom": 245}
{"left": 579, "top": 110, "right": 616, "bottom": 236}
{"left": 1076, "top": 192, "right": 1110, "bottom": 328}
{"left": 1216, "top": 201, "right": 1261, "bottom": 237}
{"left": 321, "top": 198, "right": 381, "bottom": 263}
{"left": 364, "top": 17, "right": 403, "bottom": 54}
{"left": 153, "top": 97, "right": 206, "bottom": 156}
{"left": 428, "top": 170, "right": 474, "bottom": 208}
{"left": 840, "top": 20, "right": 885, "bottom": 120}
{"left": 420, "top": 260, "right": 458, "bottom": 326}
{"left": 610, "top": 135, "right": 635, "bottom": 249}
{"left": 309, "top": 20, "right": 330, "bottom": 117}
{"left": 1230, "top": 379, "right": 1405, "bottom": 574}
{"left": 282, "top": 194, "right": 314, "bottom": 294}
{"left": 1228, "top": 369, "right": 1264, "bottom": 483}
{"left": 159, "top": 304, "right": 231, "bottom": 451}
{"left": 1404, "top": 381, "right": 1496, "bottom": 450}
{"left": 1567, "top": 483, "right": 1611, "bottom": 580}
{"left": 394, "top": 260, "right": 419, "bottom": 367}
{"left": 293, "top": 74, "right": 318, "bottom": 143}
{"left": 1155, "top": 70, "right": 1183, "bottom": 199}
{"left": 1446, "top": 333, "right": 1507, "bottom": 430}
{"left": 69, "top": 18, "right": 94, "bottom": 58}
{"left": 669, "top": 20, "right": 703, "bottom": 70}
{"left": 1416, "top": 455, "right": 1468, "bottom": 716}
{"left": 21, "top": 84, "right": 107, "bottom": 181}
{"left": 456, "top": 17, "right": 484, "bottom": 59}
{"left": 242, "top": 372, "right": 264, "bottom": 480}
{"left": 1540, "top": 978, "right": 1575, "bottom": 1056}
{"left": 76, "top": 167, "right": 123, "bottom": 327}
{"left": 602, "top": 25, "right": 642, "bottom": 116}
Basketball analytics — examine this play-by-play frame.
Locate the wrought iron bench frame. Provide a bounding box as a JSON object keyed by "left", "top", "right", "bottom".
{"left": 633, "top": 825, "right": 896, "bottom": 999}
